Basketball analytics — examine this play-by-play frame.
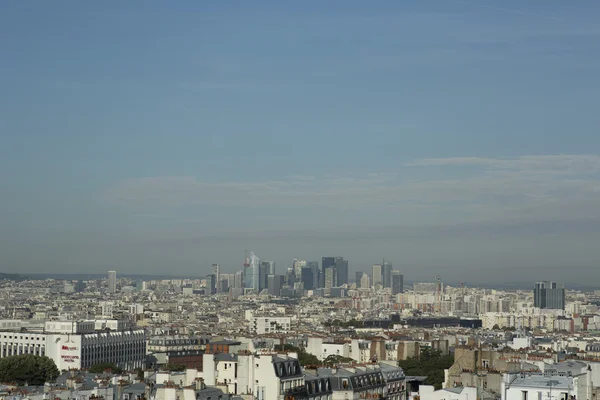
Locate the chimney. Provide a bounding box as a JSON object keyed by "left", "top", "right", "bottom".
{"left": 144, "top": 383, "right": 152, "bottom": 400}
{"left": 196, "top": 378, "right": 206, "bottom": 391}
{"left": 117, "top": 381, "right": 125, "bottom": 400}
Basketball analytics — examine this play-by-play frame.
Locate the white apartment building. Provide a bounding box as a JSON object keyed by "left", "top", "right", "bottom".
{"left": 0, "top": 319, "right": 145, "bottom": 371}
{"left": 350, "top": 339, "right": 372, "bottom": 363}
{"left": 250, "top": 316, "right": 291, "bottom": 335}
{"left": 203, "top": 353, "right": 304, "bottom": 400}
{"left": 501, "top": 372, "right": 590, "bottom": 400}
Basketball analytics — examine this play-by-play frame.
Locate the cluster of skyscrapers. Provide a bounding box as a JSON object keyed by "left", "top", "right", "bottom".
{"left": 355, "top": 260, "right": 404, "bottom": 295}
{"left": 204, "top": 253, "right": 404, "bottom": 296}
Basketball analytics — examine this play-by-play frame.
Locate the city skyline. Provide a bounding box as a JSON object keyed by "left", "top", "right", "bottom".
{"left": 2, "top": 2, "right": 600, "bottom": 282}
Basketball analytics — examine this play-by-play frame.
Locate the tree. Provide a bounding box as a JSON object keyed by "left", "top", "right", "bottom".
{"left": 89, "top": 362, "right": 123, "bottom": 374}
{"left": 398, "top": 348, "right": 453, "bottom": 390}
{"left": 297, "top": 351, "right": 321, "bottom": 367}
{"left": 273, "top": 344, "right": 321, "bottom": 367}
{"left": 323, "top": 355, "right": 354, "bottom": 366}
{"left": 0, "top": 354, "right": 59, "bottom": 385}
{"left": 162, "top": 363, "right": 186, "bottom": 372}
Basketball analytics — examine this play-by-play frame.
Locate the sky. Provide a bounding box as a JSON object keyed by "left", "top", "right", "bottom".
{"left": 1, "top": 1, "right": 600, "bottom": 284}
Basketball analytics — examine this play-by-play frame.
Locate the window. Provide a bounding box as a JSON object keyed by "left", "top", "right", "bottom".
{"left": 538, "top": 392, "right": 542, "bottom": 400}
{"left": 522, "top": 391, "right": 528, "bottom": 400}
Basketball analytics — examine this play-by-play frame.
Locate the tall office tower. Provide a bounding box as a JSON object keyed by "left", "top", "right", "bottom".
{"left": 212, "top": 264, "right": 220, "bottom": 292}
{"left": 212, "top": 264, "right": 220, "bottom": 281}
{"left": 206, "top": 274, "right": 216, "bottom": 294}
{"left": 259, "top": 260, "right": 276, "bottom": 276}
{"left": 249, "top": 251, "right": 261, "bottom": 291}
{"left": 321, "top": 257, "right": 335, "bottom": 288}
{"left": 107, "top": 270, "right": 117, "bottom": 294}
{"left": 268, "top": 275, "right": 285, "bottom": 297}
{"left": 259, "top": 262, "right": 271, "bottom": 292}
{"left": 534, "top": 281, "right": 565, "bottom": 310}
{"left": 219, "top": 277, "right": 229, "bottom": 293}
{"left": 285, "top": 267, "right": 297, "bottom": 286}
{"left": 372, "top": 264, "right": 382, "bottom": 287}
{"left": 355, "top": 271, "right": 364, "bottom": 286}
{"left": 293, "top": 259, "right": 306, "bottom": 279}
{"left": 392, "top": 270, "right": 404, "bottom": 295}
{"left": 324, "top": 267, "right": 337, "bottom": 289}
{"left": 334, "top": 257, "right": 349, "bottom": 286}
{"left": 382, "top": 260, "right": 393, "bottom": 288}
{"left": 360, "top": 272, "right": 370, "bottom": 289}
{"left": 301, "top": 266, "right": 315, "bottom": 290}
{"left": 307, "top": 261, "right": 319, "bottom": 289}
{"left": 234, "top": 271, "right": 243, "bottom": 289}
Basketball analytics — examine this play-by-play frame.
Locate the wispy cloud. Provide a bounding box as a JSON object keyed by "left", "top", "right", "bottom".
{"left": 104, "top": 155, "right": 600, "bottom": 225}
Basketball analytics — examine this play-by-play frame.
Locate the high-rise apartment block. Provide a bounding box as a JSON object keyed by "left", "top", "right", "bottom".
{"left": 392, "top": 271, "right": 404, "bottom": 295}
{"left": 534, "top": 281, "right": 565, "bottom": 310}
{"left": 107, "top": 270, "right": 117, "bottom": 294}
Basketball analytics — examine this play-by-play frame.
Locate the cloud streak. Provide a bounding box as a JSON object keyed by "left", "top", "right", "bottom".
{"left": 105, "top": 155, "right": 600, "bottom": 225}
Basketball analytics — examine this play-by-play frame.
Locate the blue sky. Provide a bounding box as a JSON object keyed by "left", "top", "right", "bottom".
{"left": 1, "top": 1, "right": 600, "bottom": 283}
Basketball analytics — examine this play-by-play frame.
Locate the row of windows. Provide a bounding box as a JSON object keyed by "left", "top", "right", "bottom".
{"left": 1, "top": 335, "right": 43, "bottom": 340}
{"left": 1, "top": 347, "right": 45, "bottom": 357}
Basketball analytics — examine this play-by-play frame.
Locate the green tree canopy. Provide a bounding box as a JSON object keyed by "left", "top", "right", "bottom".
{"left": 162, "top": 363, "right": 186, "bottom": 372}
{"left": 0, "top": 354, "right": 59, "bottom": 385}
{"left": 273, "top": 344, "right": 321, "bottom": 367}
{"left": 89, "top": 362, "right": 123, "bottom": 374}
{"left": 398, "top": 348, "right": 454, "bottom": 390}
{"left": 323, "top": 355, "right": 354, "bottom": 366}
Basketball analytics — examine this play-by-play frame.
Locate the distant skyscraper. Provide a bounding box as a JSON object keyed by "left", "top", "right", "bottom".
{"left": 206, "top": 274, "right": 216, "bottom": 294}
{"left": 268, "top": 275, "right": 285, "bottom": 296}
{"left": 321, "top": 257, "right": 335, "bottom": 288}
{"left": 234, "top": 271, "right": 243, "bottom": 289}
{"left": 325, "top": 268, "right": 337, "bottom": 289}
{"left": 334, "top": 257, "right": 349, "bottom": 286}
{"left": 260, "top": 260, "right": 275, "bottom": 276}
{"left": 355, "top": 271, "right": 364, "bottom": 286}
{"left": 212, "top": 264, "right": 220, "bottom": 280}
{"left": 293, "top": 259, "right": 306, "bottom": 279}
{"left": 307, "top": 261, "right": 319, "bottom": 289}
{"left": 259, "top": 261, "right": 271, "bottom": 292}
{"left": 534, "top": 281, "right": 565, "bottom": 310}
{"left": 301, "top": 266, "right": 315, "bottom": 290}
{"left": 360, "top": 272, "right": 370, "bottom": 289}
{"left": 392, "top": 271, "right": 404, "bottom": 295}
{"left": 372, "top": 264, "right": 382, "bottom": 287}
{"left": 107, "top": 270, "right": 117, "bottom": 294}
{"left": 212, "top": 264, "right": 220, "bottom": 292}
{"left": 382, "top": 260, "right": 393, "bottom": 288}
{"left": 249, "top": 251, "right": 261, "bottom": 292}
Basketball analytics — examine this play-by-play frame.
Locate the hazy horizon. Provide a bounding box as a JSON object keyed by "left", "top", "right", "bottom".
{"left": 2, "top": 1, "right": 600, "bottom": 284}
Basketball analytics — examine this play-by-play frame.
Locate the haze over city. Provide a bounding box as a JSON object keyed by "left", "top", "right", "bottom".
{"left": 2, "top": 1, "right": 600, "bottom": 283}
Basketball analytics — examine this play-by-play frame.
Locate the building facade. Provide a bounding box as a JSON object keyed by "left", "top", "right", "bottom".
{"left": 534, "top": 281, "right": 565, "bottom": 310}
{"left": 0, "top": 319, "right": 145, "bottom": 371}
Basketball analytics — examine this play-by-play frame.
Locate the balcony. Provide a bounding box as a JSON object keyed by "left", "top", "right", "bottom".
{"left": 283, "top": 386, "right": 306, "bottom": 396}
